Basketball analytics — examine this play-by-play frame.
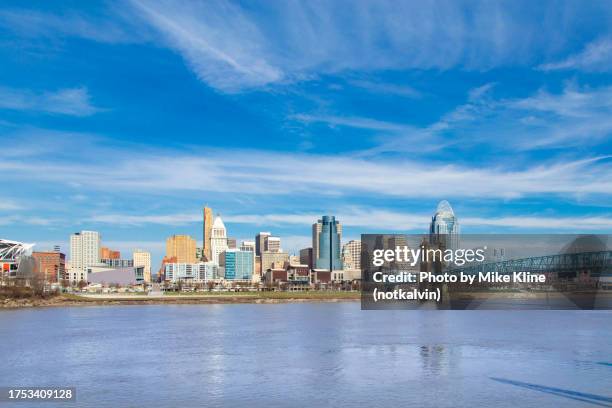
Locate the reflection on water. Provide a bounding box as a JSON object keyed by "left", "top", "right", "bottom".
{"left": 0, "top": 304, "right": 610, "bottom": 408}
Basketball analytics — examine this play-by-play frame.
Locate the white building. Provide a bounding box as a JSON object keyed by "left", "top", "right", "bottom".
{"left": 164, "top": 262, "right": 218, "bottom": 282}
{"left": 133, "top": 249, "right": 151, "bottom": 283}
{"left": 69, "top": 230, "right": 100, "bottom": 284}
{"left": 210, "top": 215, "right": 228, "bottom": 265}
{"left": 342, "top": 240, "right": 361, "bottom": 270}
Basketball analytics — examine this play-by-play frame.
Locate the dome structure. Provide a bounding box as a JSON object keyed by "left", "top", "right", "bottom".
{"left": 429, "top": 200, "right": 460, "bottom": 250}
{"left": 561, "top": 235, "right": 607, "bottom": 254}
{"left": 435, "top": 200, "right": 455, "bottom": 216}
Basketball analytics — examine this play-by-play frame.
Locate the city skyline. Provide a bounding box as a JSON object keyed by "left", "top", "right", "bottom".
{"left": 1, "top": 1, "right": 611, "bottom": 270}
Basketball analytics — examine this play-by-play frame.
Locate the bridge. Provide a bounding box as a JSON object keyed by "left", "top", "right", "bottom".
{"left": 449, "top": 250, "right": 612, "bottom": 278}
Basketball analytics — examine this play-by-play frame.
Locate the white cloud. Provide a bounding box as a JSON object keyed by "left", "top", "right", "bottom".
{"left": 126, "top": 0, "right": 610, "bottom": 92}
{"left": 0, "top": 86, "right": 102, "bottom": 116}
{"left": 0, "top": 199, "right": 22, "bottom": 211}
{"left": 129, "top": 0, "right": 283, "bottom": 92}
{"left": 91, "top": 213, "right": 200, "bottom": 226}
{"left": 349, "top": 82, "right": 612, "bottom": 154}
{"left": 1, "top": 133, "right": 610, "bottom": 201}
{"left": 347, "top": 79, "right": 421, "bottom": 98}
{"left": 0, "top": 215, "right": 54, "bottom": 226}
{"left": 84, "top": 207, "right": 612, "bottom": 232}
{"left": 539, "top": 38, "right": 612, "bottom": 72}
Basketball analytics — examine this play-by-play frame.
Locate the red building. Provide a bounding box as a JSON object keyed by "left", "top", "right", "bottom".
{"left": 32, "top": 251, "right": 66, "bottom": 283}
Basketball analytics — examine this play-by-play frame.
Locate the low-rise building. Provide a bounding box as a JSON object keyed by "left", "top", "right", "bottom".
{"left": 164, "top": 262, "right": 218, "bottom": 283}
{"left": 220, "top": 249, "right": 254, "bottom": 280}
{"left": 88, "top": 266, "right": 144, "bottom": 286}
{"left": 101, "top": 258, "right": 133, "bottom": 268}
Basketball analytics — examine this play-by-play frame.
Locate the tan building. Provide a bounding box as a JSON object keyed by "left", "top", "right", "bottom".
{"left": 265, "top": 236, "right": 281, "bottom": 253}
{"left": 133, "top": 249, "right": 152, "bottom": 283}
{"left": 202, "top": 206, "right": 213, "bottom": 261}
{"left": 261, "top": 251, "right": 289, "bottom": 275}
{"left": 342, "top": 240, "right": 361, "bottom": 270}
{"left": 166, "top": 235, "right": 196, "bottom": 264}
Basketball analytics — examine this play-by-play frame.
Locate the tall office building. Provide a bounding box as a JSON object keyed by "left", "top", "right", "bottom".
{"left": 70, "top": 230, "right": 100, "bottom": 282}
{"left": 227, "top": 238, "right": 237, "bottom": 249}
{"left": 210, "top": 215, "right": 228, "bottom": 265}
{"left": 240, "top": 241, "right": 255, "bottom": 252}
{"left": 342, "top": 240, "right": 361, "bottom": 270}
{"left": 220, "top": 249, "right": 254, "bottom": 280}
{"left": 32, "top": 251, "right": 66, "bottom": 283}
{"left": 133, "top": 249, "right": 151, "bottom": 283}
{"left": 240, "top": 240, "right": 257, "bottom": 278}
{"left": 313, "top": 218, "right": 342, "bottom": 262}
{"left": 313, "top": 216, "right": 342, "bottom": 270}
{"left": 202, "top": 206, "right": 213, "bottom": 261}
{"left": 166, "top": 235, "right": 197, "bottom": 264}
{"left": 429, "top": 200, "right": 460, "bottom": 251}
{"left": 255, "top": 232, "right": 271, "bottom": 256}
{"left": 299, "top": 247, "right": 313, "bottom": 269}
{"left": 265, "top": 236, "right": 281, "bottom": 253}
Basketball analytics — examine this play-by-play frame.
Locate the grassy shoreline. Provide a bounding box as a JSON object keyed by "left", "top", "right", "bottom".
{"left": 0, "top": 291, "right": 361, "bottom": 309}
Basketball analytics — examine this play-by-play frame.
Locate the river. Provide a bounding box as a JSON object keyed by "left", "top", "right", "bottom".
{"left": 0, "top": 304, "right": 610, "bottom": 407}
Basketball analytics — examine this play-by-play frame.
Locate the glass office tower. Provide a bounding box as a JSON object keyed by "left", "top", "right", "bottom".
{"left": 315, "top": 215, "right": 343, "bottom": 270}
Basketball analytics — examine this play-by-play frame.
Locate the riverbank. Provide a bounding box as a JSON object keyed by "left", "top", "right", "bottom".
{"left": 0, "top": 291, "right": 361, "bottom": 309}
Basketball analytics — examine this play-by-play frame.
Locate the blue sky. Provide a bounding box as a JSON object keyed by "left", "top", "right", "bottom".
{"left": 0, "top": 0, "right": 611, "bottom": 267}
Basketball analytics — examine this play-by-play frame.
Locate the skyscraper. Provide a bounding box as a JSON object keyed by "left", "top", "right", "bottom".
{"left": 314, "top": 216, "right": 342, "bottom": 270}
{"left": 133, "top": 249, "right": 151, "bottom": 283}
{"left": 429, "top": 200, "right": 460, "bottom": 250}
{"left": 203, "top": 206, "right": 213, "bottom": 261}
{"left": 312, "top": 218, "right": 342, "bottom": 262}
{"left": 255, "top": 232, "right": 271, "bottom": 256}
{"left": 166, "top": 235, "right": 197, "bottom": 264}
{"left": 240, "top": 240, "right": 257, "bottom": 279}
{"left": 265, "top": 236, "right": 281, "bottom": 253}
{"left": 70, "top": 230, "right": 100, "bottom": 283}
{"left": 299, "top": 247, "right": 313, "bottom": 269}
{"left": 210, "top": 215, "right": 228, "bottom": 265}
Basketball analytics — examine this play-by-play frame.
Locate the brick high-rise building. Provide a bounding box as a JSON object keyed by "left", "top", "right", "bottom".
{"left": 32, "top": 251, "right": 66, "bottom": 283}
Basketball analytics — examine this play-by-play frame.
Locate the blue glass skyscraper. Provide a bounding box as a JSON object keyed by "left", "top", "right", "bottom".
{"left": 315, "top": 215, "right": 343, "bottom": 270}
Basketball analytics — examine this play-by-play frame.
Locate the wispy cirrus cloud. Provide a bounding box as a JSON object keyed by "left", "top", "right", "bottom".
{"left": 1, "top": 132, "right": 610, "bottom": 201}
{"left": 304, "top": 82, "right": 612, "bottom": 154}
{"left": 0, "top": 86, "right": 102, "bottom": 116}
{"left": 86, "top": 207, "right": 612, "bottom": 232}
{"left": 539, "top": 37, "right": 612, "bottom": 72}
{"left": 126, "top": 0, "right": 612, "bottom": 92}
